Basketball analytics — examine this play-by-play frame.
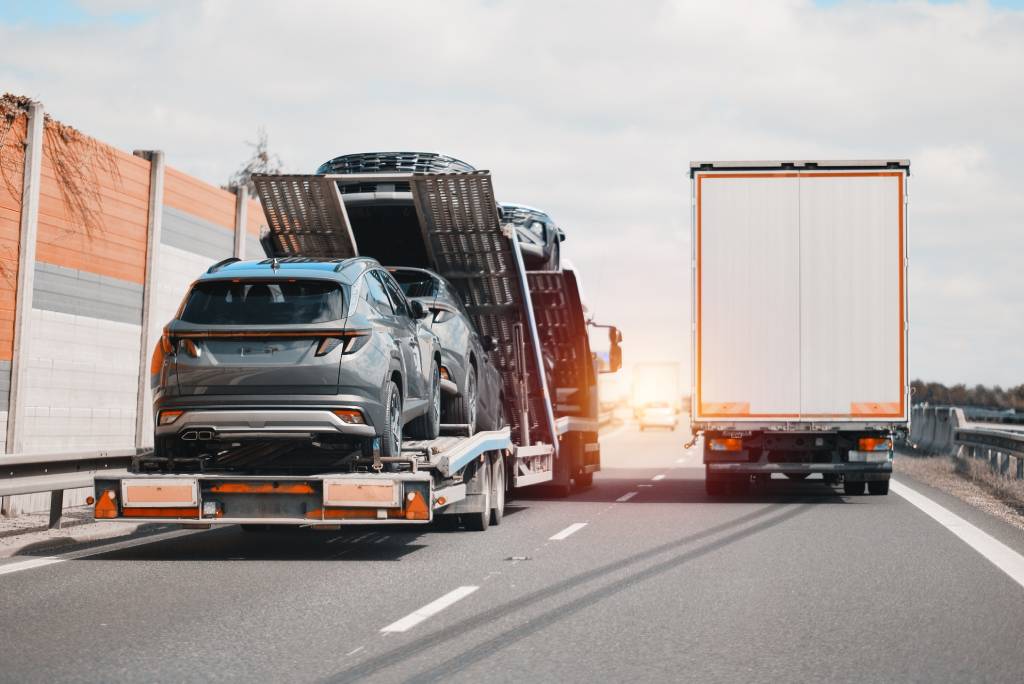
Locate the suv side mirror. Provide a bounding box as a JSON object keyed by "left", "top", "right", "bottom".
{"left": 480, "top": 335, "right": 497, "bottom": 353}
{"left": 409, "top": 300, "right": 430, "bottom": 319}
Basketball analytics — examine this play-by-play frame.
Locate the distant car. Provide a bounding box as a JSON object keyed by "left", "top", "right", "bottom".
{"left": 388, "top": 267, "right": 505, "bottom": 434}
{"left": 500, "top": 203, "right": 565, "bottom": 271}
{"left": 148, "top": 257, "right": 443, "bottom": 470}
{"left": 639, "top": 405, "right": 678, "bottom": 431}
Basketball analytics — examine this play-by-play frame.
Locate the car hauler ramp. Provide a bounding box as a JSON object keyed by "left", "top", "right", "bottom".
{"left": 253, "top": 172, "right": 557, "bottom": 488}
{"left": 251, "top": 174, "right": 360, "bottom": 259}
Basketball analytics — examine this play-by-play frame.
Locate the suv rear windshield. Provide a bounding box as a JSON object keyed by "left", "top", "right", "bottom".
{"left": 180, "top": 280, "right": 345, "bottom": 325}
{"left": 390, "top": 270, "right": 440, "bottom": 298}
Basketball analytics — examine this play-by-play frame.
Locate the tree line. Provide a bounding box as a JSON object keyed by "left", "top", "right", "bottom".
{"left": 912, "top": 380, "right": 1024, "bottom": 411}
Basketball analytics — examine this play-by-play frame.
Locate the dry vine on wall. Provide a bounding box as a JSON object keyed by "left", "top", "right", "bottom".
{"left": 0, "top": 94, "right": 123, "bottom": 278}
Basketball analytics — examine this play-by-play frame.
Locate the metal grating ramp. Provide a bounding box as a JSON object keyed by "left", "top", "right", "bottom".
{"left": 408, "top": 172, "right": 557, "bottom": 451}
{"left": 527, "top": 270, "right": 596, "bottom": 420}
{"left": 252, "top": 174, "right": 359, "bottom": 259}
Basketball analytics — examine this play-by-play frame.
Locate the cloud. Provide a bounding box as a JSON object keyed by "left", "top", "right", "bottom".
{"left": 1, "top": 0, "right": 1021, "bottom": 385}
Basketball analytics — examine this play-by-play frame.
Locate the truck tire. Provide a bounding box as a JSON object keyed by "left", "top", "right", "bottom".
{"left": 490, "top": 453, "right": 505, "bottom": 525}
{"left": 407, "top": 363, "right": 441, "bottom": 440}
{"left": 381, "top": 381, "right": 403, "bottom": 458}
{"left": 464, "top": 460, "right": 491, "bottom": 531}
{"left": 868, "top": 479, "right": 890, "bottom": 495}
{"left": 442, "top": 365, "right": 477, "bottom": 434}
{"left": 575, "top": 472, "right": 594, "bottom": 489}
{"left": 844, "top": 479, "right": 866, "bottom": 496}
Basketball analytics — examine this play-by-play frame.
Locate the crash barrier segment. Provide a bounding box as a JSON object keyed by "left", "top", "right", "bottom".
{"left": 0, "top": 100, "right": 268, "bottom": 516}
{"left": 907, "top": 406, "right": 1024, "bottom": 482}
{"left": 0, "top": 448, "right": 141, "bottom": 528}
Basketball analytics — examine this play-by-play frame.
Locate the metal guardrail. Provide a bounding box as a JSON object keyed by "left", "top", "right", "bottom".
{"left": 0, "top": 448, "right": 141, "bottom": 529}
{"left": 907, "top": 406, "right": 1024, "bottom": 482}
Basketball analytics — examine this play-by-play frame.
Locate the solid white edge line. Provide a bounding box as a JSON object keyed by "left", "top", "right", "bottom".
{"left": 0, "top": 529, "right": 204, "bottom": 577}
{"left": 616, "top": 491, "right": 638, "bottom": 503}
{"left": 891, "top": 480, "right": 1024, "bottom": 590}
{"left": 380, "top": 585, "right": 480, "bottom": 633}
{"left": 549, "top": 522, "right": 588, "bottom": 541}
{"left": 652, "top": 474, "right": 666, "bottom": 481}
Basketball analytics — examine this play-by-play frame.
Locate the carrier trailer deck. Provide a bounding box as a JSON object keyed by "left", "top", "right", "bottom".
{"left": 690, "top": 160, "right": 909, "bottom": 496}
{"left": 94, "top": 169, "right": 619, "bottom": 528}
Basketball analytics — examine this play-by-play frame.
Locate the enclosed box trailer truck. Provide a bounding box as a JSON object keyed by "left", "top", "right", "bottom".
{"left": 690, "top": 160, "right": 909, "bottom": 496}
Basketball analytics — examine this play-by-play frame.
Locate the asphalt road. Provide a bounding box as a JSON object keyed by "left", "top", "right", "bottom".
{"left": 2, "top": 424, "right": 1024, "bottom": 683}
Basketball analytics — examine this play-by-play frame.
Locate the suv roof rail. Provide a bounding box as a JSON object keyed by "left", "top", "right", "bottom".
{"left": 207, "top": 257, "right": 240, "bottom": 273}
{"left": 334, "top": 256, "right": 378, "bottom": 272}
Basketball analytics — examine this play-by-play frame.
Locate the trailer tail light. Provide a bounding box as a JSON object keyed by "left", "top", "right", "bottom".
{"left": 858, "top": 437, "right": 891, "bottom": 452}
{"left": 709, "top": 437, "right": 743, "bottom": 451}
{"left": 94, "top": 489, "right": 118, "bottom": 519}
{"left": 332, "top": 409, "right": 365, "bottom": 425}
{"left": 158, "top": 410, "right": 184, "bottom": 425}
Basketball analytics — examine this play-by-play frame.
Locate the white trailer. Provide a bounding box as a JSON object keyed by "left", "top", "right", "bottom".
{"left": 690, "top": 160, "right": 909, "bottom": 496}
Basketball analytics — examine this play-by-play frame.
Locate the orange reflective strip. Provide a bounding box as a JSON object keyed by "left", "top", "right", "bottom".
{"left": 122, "top": 507, "right": 199, "bottom": 519}
{"left": 850, "top": 402, "right": 901, "bottom": 416}
{"left": 209, "top": 483, "right": 315, "bottom": 495}
{"left": 700, "top": 402, "right": 750, "bottom": 416}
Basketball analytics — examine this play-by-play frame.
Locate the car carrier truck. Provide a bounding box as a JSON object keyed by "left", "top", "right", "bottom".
{"left": 689, "top": 160, "right": 909, "bottom": 496}
{"left": 94, "top": 168, "right": 620, "bottom": 529}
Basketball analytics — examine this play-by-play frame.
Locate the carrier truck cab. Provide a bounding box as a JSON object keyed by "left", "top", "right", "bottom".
{"left": 690, "top": 160, "right": 910, "bottom": 496}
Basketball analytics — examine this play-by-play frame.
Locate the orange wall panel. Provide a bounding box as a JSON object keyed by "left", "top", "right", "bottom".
{"left": 164, "top": 167, "right": 236, "bottom": 229}
{"left": 0, "top": 114, "right": 26, "bottom": 361}
{"left": 246, "top": 196, "right": 267, "bottom": 237}
{"left": 35, "top": 138, "right": 150, "bottom": 285}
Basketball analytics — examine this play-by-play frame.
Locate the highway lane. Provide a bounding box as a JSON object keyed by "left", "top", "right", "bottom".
{"left": 2, "top": 425, "right": 1024, "bottom": 682}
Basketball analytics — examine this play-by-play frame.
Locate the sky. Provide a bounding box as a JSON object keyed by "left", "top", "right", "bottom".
{"left": 1, "top": 0, "right": 1022, "bottom": 388}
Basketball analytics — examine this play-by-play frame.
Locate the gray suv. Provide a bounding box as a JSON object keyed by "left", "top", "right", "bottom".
{"left": 148, "top": 257, "right": 442, "bottom": 472}
{"left": 389, "top": 267, "right": 505, "bottom": 434}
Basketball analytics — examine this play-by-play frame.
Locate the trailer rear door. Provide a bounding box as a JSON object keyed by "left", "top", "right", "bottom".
{"left": 693, "top": 162, "right": 908, "bottom": 423}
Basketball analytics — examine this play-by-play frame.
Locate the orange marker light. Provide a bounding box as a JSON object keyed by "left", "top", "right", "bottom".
{"left": 709, "top": 437, "right": 743, "bottom": 452}
{"left": 858, "top": 437, "right": 891, "bottom": 452}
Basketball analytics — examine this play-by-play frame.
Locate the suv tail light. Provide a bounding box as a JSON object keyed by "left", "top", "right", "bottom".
{"left": 316, "top": 330, "right": 371, "bottom": 357}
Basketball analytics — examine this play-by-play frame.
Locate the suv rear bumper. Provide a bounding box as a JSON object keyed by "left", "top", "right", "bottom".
{"left": 155, "top": 409, "right": 376, "bottom": 440}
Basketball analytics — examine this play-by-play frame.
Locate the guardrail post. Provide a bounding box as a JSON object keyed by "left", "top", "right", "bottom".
{"left": 5, "top": 101, "right": 44, "bottom": 456}
{"left": 132, "top": 150, "right": 165, "bottom": 449}
{"left": 233, "top": 185, "right": 248, "bottom": 259}
{"left": 48, "top": 490, "right": 63, "bottom": 529}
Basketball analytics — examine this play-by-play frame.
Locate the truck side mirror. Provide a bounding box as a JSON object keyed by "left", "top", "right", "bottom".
{"left": 556, "top": 227, "right": 567, "bottom": 242}
{"left": 604, "top": 327, "right": 622, "bottom": 373}
{"left": 480, "top": 335, "right": 497, "bottom": 353}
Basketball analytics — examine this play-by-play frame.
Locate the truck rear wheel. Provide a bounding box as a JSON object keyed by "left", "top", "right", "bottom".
{"left": 464, "top": 460, "right": 491, "bottom": 532}
{"left": 490, "top": 453, "right": 505, "bottom": 526}
{"left": 868, "top": 479, "right": 890, "bottom": 495}
{"left": 844, "top": 479, "right": 866, "bottom": 496}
